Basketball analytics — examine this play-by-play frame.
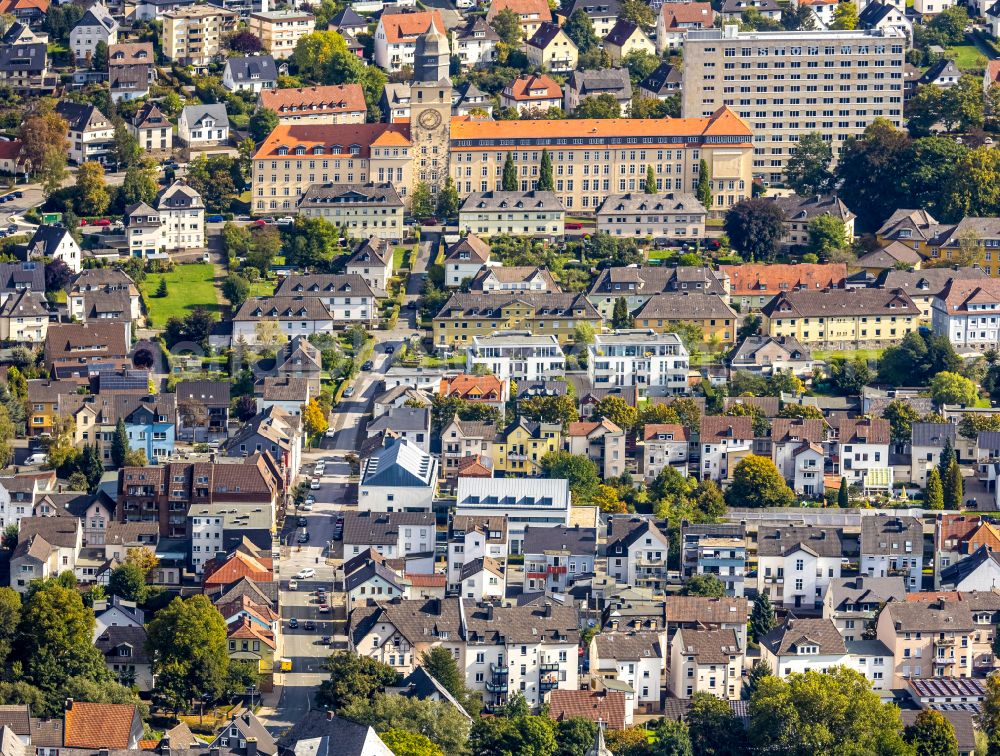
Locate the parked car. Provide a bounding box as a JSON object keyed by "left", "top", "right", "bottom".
{"left": 343, "top": 386, "right": 355, "bottom": 398}
{"left": 384, "top": 345, "right": 395, "bottom": 354}
{"left": 6, "top": 225, "right": 15, "bottom": 234}
{"left": 297, "top": 530, "right": 310, "bottom": 543}
{"left": 320, "top": 635, "right": 331, "bottom": 645}
{"left": 305, "top": 620, "right": 316, "bottom": 631}
{"left": 318, "top": 603, "right": 330, "bottom": 613}
{"left": 80, "top": 219, "right": 88, "bottom": 226}
{"left": 93, "top": 218, "right": 111, "bottom": 226}
{"left": 276, "top": 216, "right": 295, "bottom": 226}
{"left": 11, "top": 191, "right": 21, "bottom": 199}
{"left": 361, "top": 360, "right": 374, "bottom": 371}
{"left": 253, "top": 219, "right": 269, "bottom": 227}
{"left": 301, "top": 502, "right": 313, "bottom": 512}
{"left": 25, "top": 452, "right": 47, "bottom": 466}
{"left": 206, "top": 214, "right": 224, "bottom": 223}
{"left": 566, "top": 222, "right": 584, "bottom": 230}
{"left": 288, "top": 617, "right": 299, "bottom": 629}
{"left": 297, "top": 516, "right": 307, "bottom": 527}
{"left": 304, "top": 495, "right": 315, "bottom": 505}
{"left": 310, "top": 478, "right": 320, "bottom": 489}
{"left": 288, "top": 580, "right": 298, "bottom": 590}
{"left": 295, "top": 568, "right": 316, "bottom": 579}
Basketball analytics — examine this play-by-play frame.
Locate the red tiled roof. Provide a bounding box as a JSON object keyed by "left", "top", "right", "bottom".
{"left": 907, "top": 591, "right": 962, "bottom": 603}
{"left": 456, "top": 455, "right": 493, "bottom": 477}
{"left": 643, "top": 423, "right": 689, "bottom": 442}
{"left": 440, "top": 374, "right": 505, "bottom": 401}
{"left": 660, "top": 2, "right": 714, "bottom": 28}
{"left": 252, "top": 123, "right": 411, "bottom": 160}
{"left": 548, "top": 690, "right": 626, "bottom": 730}
{"left": 260, "top": 84, "right": 366, "bottom": 115}
{"left": 379, "top": 10, "right": 444, "bottom": 43}
{"left": 203, "top": 551, "right": 273, "bottom": 586}
{"left": 0, "top": 140, "right": 22, "bottom": 161}
{"left": 450, "top": 106, "right": 753, "bottom": 142}
{"left": 405, "top": 573, "right": 447, "bottom": 587}
{"left": 487, "top": 0, "right": 552, "bottom": 23}
{"left": 506, "top": 74, "right": 562, "bottom": 102}
{"left": 720, "top": 263, "right": 847, "bottom": 298}
{"left": 64, "top": 702, "right": 137, "bottom": 749}
{"left": 989, "top": 60, "right": 1000, "bottom": 85}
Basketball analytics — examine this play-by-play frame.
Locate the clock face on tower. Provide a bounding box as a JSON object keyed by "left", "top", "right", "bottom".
{"left": 418, "top": 108, "right": 442, "bottom": 130}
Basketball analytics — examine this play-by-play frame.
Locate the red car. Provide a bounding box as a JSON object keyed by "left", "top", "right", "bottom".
{"left": 566, "top": 222, "right": 584, "bottom": 230}
{"left": 93, "top": 218, "right": 111, "bottom": 227}
{"left": 253, "top": 219, "right": 269, "bottom": 227}
{"left": 79, "top": 219, "right": 88, "bottom": 226}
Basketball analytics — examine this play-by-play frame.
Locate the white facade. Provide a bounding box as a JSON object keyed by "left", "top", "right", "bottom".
{"left": 589, "top": 632, "right": 665, "bottom": 713}
{"left": 668, "top": 628, "right": 744, "bottom": 700}
{"left": 701, "top": 436, "right": 752, "bottom": 482}
{"left": 913, "top": 0, "right": 955, "bottom": 14}
{"left": 640, "top": 427, "right": 689, "bottom": 482}
{"left": 758, "top": 546, "right": 842, "bottom": 610}
{"left": 587, "top": 330, "right": 689, "bottom": 397}
{"left": 932, "top": 289, "right": 1000, "bottom": 351}
{"left": 455, "top": 478, "right": 571, "bottom": 553}
{"left": 43, "top": 229, "right": 82, "bottom": 274}
{"left": 189, "top": 511, "right": 224, "bottom": 574}
{"left": 467, "top": 333, "right": 565, "bottom": 382}
{"left": 177, "top": 106, "right": 229, "bottom": 146}
{"left": 70, "top": 4, "right": 118, "bottom": 62}
{"left": 447, "top": 524, "right": 507, "bottom": 593}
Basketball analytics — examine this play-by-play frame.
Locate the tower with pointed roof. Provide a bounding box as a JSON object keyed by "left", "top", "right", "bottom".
{"left": 410, "top": 24, "right": 453, "bottom": 197}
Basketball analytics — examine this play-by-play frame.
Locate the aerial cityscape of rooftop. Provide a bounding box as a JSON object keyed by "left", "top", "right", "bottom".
{"left": 3, "top": 0, "right": 1000, "bottom": 752}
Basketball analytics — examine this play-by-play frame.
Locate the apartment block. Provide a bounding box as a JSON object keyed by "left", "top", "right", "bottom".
{"left": 162, "top": 5, "right": 238, "bottom": 67}
{"left": 247, "top": 9, "right": 315, "bottom": 59}
{"left": 681, "top": 26, "right": 906, "bottom": 184}
{"left": 587, "top": 330, "right": 689, "bottom": 398}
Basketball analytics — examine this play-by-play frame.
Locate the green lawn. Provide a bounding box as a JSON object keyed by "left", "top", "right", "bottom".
{"left": 812, "top": 348, "right": 885, "bottom": 362}
{"left": 248, "top": 279, "right": 276, "bottom": 297}
{"left": 393, "top": 245, "right": 413, "bottom": 270}
{"left": 947, "top": 44, "right": 988, "bottom": 71}
{"left": 141, "top": 263, "right": 222, "bottom": 324}
{"left": 420, "top": 354, "right": 467, "bottom": 368}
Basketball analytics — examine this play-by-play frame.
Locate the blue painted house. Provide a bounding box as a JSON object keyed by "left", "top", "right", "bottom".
{"left": 74, "top": 393, "right": 178, "bottom": 464}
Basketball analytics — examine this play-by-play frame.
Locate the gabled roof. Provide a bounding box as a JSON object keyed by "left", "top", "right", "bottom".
{"left": 761, "top": 617, "right": 846, "bottom": 656}
{"left": 505, "top": 73, "right": 562, "bottom": 102}
{"left": 659, "top": 1, "right": 714, "bottom": 28}
{"left": 720, "top": 262, "right": 847, "bottom": 298}
{"left": 673, "top": 627, "right": 742, "bottom": 664}
{"left": 757, "top": 526, "right": 844, "bottom": 558}
{"left": 940, "top": 545, "right": 1000, "bottom": 589}
{"left": 700, "top": 415, "right": 753, "bottom": 443}
{"left": 567, "top": 68, "right": 631, "bottom": 99}
{"left": 378, "top": 9, "right": 444, "bottom": 44}
{"left": 526, "top": 21, "right": 570, "bottom": 49}
{"left": 548, "top": 690, "right": 626, "bottom": 731}
{"left": 444, "top": 233, "right": 491, "bottom": 264}
{"left": 225, "top": 54, "right": 277, "bottom": 83}
{"left": 63, "top": 701, "right": 138, "bottom": 749}
{"left": 761, "top": 287, "right": 919, "bottom": 319}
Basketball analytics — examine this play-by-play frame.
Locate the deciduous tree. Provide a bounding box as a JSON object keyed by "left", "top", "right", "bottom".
{"left": 317, "top": 651, "right": 398, "bottom": 710}
{"left": 75, "top": 161, "right": 109, "bottom": 217}
{"left": 723, "top": 198, "right": 785, "bottom": 262}
{"left": 726, "top": 455, "right": 796, "bottom": 508}
{"left": 785, "top": 132, "right": 834, "bottom": 195}
{"left": 539, "top": 451, "right": 599, "bottom": 503}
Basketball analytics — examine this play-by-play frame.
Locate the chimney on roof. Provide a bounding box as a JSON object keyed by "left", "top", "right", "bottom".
{"left": 542, "top": 603, "right": 552, "bottom": 618}
{"left": 326, "top": 711, "right": 334, "bottom": 721}
{"left": 246, "top": 738, "right": 258, "bottom": 756}
{"left": 485, "top": 604, "right": 494, "bottom": 620}
{"left": 65, "top": 698, "right": 73, "bottom": 711}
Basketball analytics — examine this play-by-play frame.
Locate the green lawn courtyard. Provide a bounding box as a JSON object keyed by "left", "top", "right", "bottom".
{"left": 141, "top": 263, "right": 223, "bottom": 326}
{"left": 947, "top": 44, "right": 988, "bottom": 71}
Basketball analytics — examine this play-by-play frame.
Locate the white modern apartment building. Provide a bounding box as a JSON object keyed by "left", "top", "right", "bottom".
{"left": 587, "top": 330, "right": 689, "bottom": 398}
{"left": 467, "top": 332, "right": 565, "bottom": 382}
{"left": 681, "top": 26, "right": 907, "bottom": 184}
{"left": 455, "top": 478, "right": 571, "bottom": 553}
{"left": 932, "top": 278, "right": 1000, "bottom": 352}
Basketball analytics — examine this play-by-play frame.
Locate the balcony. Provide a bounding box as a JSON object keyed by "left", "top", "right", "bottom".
{"left": 485, "top": 680, "right": 508, "bottom": 693}
{"left": 490, "top": 663, "right": 508, "bottom": 676}
{"left": 539, "top": 662, "right": 559, "bottom": 673}
{"left": 936, "top": 637, "right": 956, "bottom": 646}
{"left": 546, "top": 565, "right": 567, "bottom": 575}
{"left": 507, "top": 453, "right": 528, "bottom": 461}
{"left": 539, "top": 677, "right": 559, "bottom": 692}
{"left": 934, "top": 656, "right": 954, "bottom": 665}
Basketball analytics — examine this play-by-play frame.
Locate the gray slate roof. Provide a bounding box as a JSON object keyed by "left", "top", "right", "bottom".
{"left": 522, "top": 524, "right": 597, "bottom": 556}
{"left": 757, "top": 526, "right": 844, "bottom": 557}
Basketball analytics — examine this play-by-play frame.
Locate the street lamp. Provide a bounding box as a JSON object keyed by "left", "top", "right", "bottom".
{"left": 246, "top": 685, "right": 258, "bottom": 710}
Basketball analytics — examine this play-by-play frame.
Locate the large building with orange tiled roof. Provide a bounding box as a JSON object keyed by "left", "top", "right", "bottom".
{"left": 254, "top": 26, "right": 753, "bottom": 215}
{"left": 253, "top": 106, "right": 753, "bottom": 216}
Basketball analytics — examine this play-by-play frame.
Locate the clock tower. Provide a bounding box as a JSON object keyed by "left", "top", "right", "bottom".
{"left": 410, "top": 24, "right": 452, "bottom": 196}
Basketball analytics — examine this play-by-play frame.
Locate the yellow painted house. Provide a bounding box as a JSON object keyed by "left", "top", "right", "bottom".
{"left": 492, "top": 418, "right": 561, "bottom": 476}
{"left": 227, "top": 618, "right": 276, "bottom": 674}
{"left": 26, "top": 378, "right": 82, "bottom": 437}
{"left": 761, "top": 288, "right": 920, "bottom": 350}
{"left": 433, "top": 292, "right": 601, "bottom": 349}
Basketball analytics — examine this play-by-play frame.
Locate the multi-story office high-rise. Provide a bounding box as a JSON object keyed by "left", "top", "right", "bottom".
{"left": 681, "top": 26, "right": 907, "bottom": 185}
